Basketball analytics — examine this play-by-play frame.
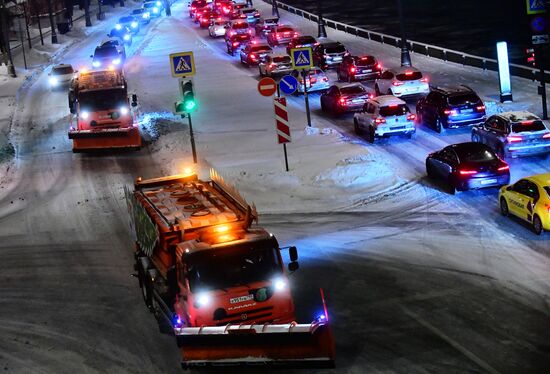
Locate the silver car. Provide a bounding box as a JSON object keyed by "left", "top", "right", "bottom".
{"left": 292, "top": 67, "right": 330, "bottom": 94}
{"left": 259, "top": 54, "right": 293, "bottom": 77}
{"left": 209, "top": 20, "right": 227, "bottom": 37}
{"left": 48, "top": 64, "right": 76, "bottom": 90}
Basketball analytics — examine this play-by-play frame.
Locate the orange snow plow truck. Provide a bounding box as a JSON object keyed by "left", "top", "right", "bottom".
{"left": 68, "top": 68, "right": 141, "bottom": 152}
{"left": 125, "top": 170, "right": 335, "bottom": 369}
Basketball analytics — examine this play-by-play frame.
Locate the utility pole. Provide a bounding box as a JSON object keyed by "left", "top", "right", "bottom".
{"left": 165, "top": 0, "right": 171, "bottom": 16}
{"left": 1, "top": 0, "right": 17, "bottom": 76}
{"left": 272, "top": 0, "right": 279, "bottom": 18}
{"left": 46, "top": 0, "right": 58, "bottom": 43}
{"left": 17, "top": 15, "right": 27, "bottom": 69}
{"left": 396, "top": 0, "right": 411, "bottom": 67}
{"left": 317, "top": 0, "right": 327, "bottom": 38}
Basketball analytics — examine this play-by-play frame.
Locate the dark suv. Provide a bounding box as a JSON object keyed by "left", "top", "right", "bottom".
{"left": 313, "top": 41, "right": 349, "bottom": 69}
{"left": 416, "top": 85, "right": 486, "bottom": 133}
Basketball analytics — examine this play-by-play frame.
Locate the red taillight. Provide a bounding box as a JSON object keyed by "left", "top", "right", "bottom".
{"left": 507, "top": 135, "right": 523, "bottom": 143}
{"left": 392, "top": 81, "right": 404, "bottom": 86}
{"left": 322, "top": 77, "right": 328, "bottom": 82}
{"left": 269, "top": 63, "right": 275, "bottom": 68}
{"left": 294, "top": 32, "right": 299, "bottom": 37}
{"left": 229, "top": 30, "right": 235, "bottom": 36}
{"left": 374, "top": 117, "right": 386, "bottom": 124}
{"left": 420, "top": 77, "right": 429, "bottom": 83}
{"left": 407, "top": 113, "right": 416, "bottom": 121}
{"left": 310, "top": 77, "right": 317, "bottom": 84}
{"left": 497, "top": 165, "right": 510, "bottom": 171}
{"left": 254, "top": 12, "right": 260, "bottom": 17}
{"left": 350, "top": 67, "right": 356, "bottom": 73}
{"left": 191, "top": 6, "right": 196, "bottom": 10}
{"left": 444, "top": 109, "right": 457, "bottom": 116}
{"left": 405, "top": 71, "right": 414, "bottom": 76}
{"left": 476, "top": 105, "right": 486, "bottom": 111}
{"left": 376, "top": 63, "right": 382, "bottom": 70}
{"left": 543, "top": 132, "right": 550, "bottom": 139}
{"left": 459, "top": 169, "right": 477, "bottom": 175}
{"left": 250, "top": 53, "right": 257, "bottom": 59}
{"left": 276, "top": 33, "right": 281, "bottom": 39}
{"left": 248, "top": 29, "right": 252, "bottom": 35}
{"left": 232, "top": 41, "right": 239, "bottom": 46}
{"left": 339, "top": 97, "right": 346, "bottom": 106}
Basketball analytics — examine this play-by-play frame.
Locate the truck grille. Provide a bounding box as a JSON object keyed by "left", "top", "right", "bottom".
{"left": 214, "top": 306, "right": 274, "bottom": 326}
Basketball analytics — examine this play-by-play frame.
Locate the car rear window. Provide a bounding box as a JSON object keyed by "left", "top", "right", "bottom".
{"left": 380, "top": 104, "right": 409, "bottom": 117}
{"left": 355, "top": 56, "right": 375, "bottom": 65}
{"left": 251, "top": 45, "right": 271, "bottom": 52}
{"left": 53, "top": 66, "right": 74, "bottom": 75}
{"left": 448, "top": 93, "right": 481, "bottom": 106}
{"left": 273, "top": 56, "right": 291, "bottom": 63}
{"left": 396, "top": 71, "right": 423, "bottom": 81}
{"left": 340, "top": 85, "right": 365, "bottom": 95}
{"left": 511, "top": 120, "right": 547, "bottom": 133}
{"left": 278, "top": 27, "right": 294, "bottom": 33}
{"left": 456, "top": 145, "right": 496, "bottom": 162}
{"left": 325, "top": 44, "right": 346, "bottom": 54}
{"left": 242, "top": 9, "right": 256, "bottom": 14}
{"left": 233, "top": 22, "right": 249, "bottom": 29}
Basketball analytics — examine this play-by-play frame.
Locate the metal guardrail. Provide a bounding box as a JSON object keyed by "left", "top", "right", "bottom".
{"left": 264, "top": 0, "right": 550, "bottom": 82}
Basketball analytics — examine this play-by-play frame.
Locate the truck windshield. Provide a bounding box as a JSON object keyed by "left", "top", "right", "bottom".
{"left": 187, "top": 240, "right": 282, "bottom": 292}
{"left": 79, "top": 88, "right": 127, "bottom": 111}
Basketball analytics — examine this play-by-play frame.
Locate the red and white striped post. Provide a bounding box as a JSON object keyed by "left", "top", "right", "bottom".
{"left": 274, "top": 97, "right": 291, "bottom": 171}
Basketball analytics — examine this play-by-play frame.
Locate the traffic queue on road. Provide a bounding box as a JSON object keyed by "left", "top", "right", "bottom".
{"left": 188, "top": 0, "right": 550, "bottom": 235}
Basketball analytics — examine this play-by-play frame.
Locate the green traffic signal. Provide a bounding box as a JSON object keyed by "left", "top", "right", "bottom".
{"left": 181, "top": 80, "right": 197, "bottom": 113}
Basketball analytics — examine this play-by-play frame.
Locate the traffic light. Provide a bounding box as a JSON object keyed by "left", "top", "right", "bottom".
{"left": 526, "top": 48, "right": 536, "bottom": 66}
{"left": 175, "top": 78, "right": 197, "bottom": 115}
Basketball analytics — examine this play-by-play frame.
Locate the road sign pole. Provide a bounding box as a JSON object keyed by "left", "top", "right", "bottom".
{"left": 302, "top": 70, "right": 312, "bottom": 127}
{"left": 185, "top": 113, "right": 198, "bottom": 164}
{"left": 537, "top": 45, "right": 548, "bottom": 119}
{"left": 283, "top": 143, "right": 289, "bottom": 172}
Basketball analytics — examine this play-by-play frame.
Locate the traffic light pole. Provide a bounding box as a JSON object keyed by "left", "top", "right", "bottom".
{"left": 186, "top": 113, "right": 198, "bottom": 164}
{"left": 537, "top": 46, "right": 548, "bottom": 119}
{"left": 302, "top": 70, "right": 312, "bottom": 127}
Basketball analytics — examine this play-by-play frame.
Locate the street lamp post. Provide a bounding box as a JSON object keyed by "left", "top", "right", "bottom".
{"left": 396, "top": 0, "right": 411, "bottom": 67}
{"left": 0, "top": 0, "right": 17, "bottom": 76}
{"left": 317, "top": 0, "right": 327, "bottom": 38}
{"left": 97, "top": 0, "right": 104, "bottom": 20}
{"left": 272, "top": 0, "right": 279, "bottom": 18}
{"left": 46, "top": 0, "right": 58, "bottom": 43}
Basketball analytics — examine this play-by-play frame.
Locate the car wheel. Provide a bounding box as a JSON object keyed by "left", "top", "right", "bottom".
{"left": 320, "top": 100, "right": 327, "bottom": 112}
{"left": 407, "top": 132, "right": 414, "bottom": 139}
{"left": 533, "top": 215, "right": 543, "bottom": 235}
{"left": 367, "top": 126, "right": 375, "bottom": 144}
{"left": 500, "top": 197, "right": 509, "bottom": 216}
{"left": 354, "top": 119, "right": 362, "bottom": 135}
{"left": 426, "top": 162, "right": 435, "bottom": 179}
{"left": 447, "top": 179, "right": 456, "bottom": 195}
{"left": 374, "top": 84, "right": 380, "bottom": 96}
{"left": 259, "top": 68, "right": 264, "bottom": 77}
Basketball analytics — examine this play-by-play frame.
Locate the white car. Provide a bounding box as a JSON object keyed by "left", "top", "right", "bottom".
{"left": 353, "top": 95, "right": 416, "bottom": 143}
{"left": 209, "top": 19, "right": 227, "bottom": 37}
{"left": 374, "top": 66, "right": 429, "bottom": 98}
{"left": 48, "top": 64, "right": 76, "bottom": 89}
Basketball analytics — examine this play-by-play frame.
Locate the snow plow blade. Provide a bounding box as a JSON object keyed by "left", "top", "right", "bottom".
{"left": 70, "top": 127, "right": 141, "bottom": 152}
{"left": 176, "top": 322, "right": 335, "bottom": 369}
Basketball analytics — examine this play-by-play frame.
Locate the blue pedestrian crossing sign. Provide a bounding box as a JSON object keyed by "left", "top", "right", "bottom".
{"left": 169, "top": 51, "right": 196, "bottom": 78}
{"left": 291, "top": 47, "right": 313, "bottom": 70}
{"left": 526, "top": 0, "right": 546, "bottom": 15}
{"left": 279, "top": 75, "right": 299, "bottom": 95}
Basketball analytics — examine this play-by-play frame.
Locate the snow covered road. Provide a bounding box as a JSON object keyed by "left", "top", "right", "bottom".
{"left": 0, "top": 1, "right": 548, "bottom": 373}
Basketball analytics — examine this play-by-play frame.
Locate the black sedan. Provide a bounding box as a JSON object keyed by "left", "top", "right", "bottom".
{"left": 320, "top": 83, "right": 371, "bottom": 115}
{"left": 426, "top": 142, "right": 510, "bottom": 194}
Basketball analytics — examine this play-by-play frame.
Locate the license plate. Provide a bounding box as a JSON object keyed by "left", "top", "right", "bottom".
{"left": 352, "top": 99, "right": 364, "bottom": 104}
{"left": 391, "top": 126, "right": 405, "bottom": 130}
{"left": 480, "top": 178, "right": 497, "bottom": 185}
{"left": 333, "top": 57, "right": 342, "bottom": 61}
{"left": 461, "top": 108, "right": 473, "bottom": 113}
{"left": 362, "top": 69, "right": 372, "bottom": 73}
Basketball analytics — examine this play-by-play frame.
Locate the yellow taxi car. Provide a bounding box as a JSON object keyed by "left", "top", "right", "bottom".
{"left": 499, "top": 173, "right": 550, "bottom": 235}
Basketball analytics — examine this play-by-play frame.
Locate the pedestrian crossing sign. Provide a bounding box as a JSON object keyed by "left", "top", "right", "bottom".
{"left": 169, "top": 51, "right": 196, "bottom": 78}
{"left": 526, "top": 0, "right": 546, "bottom": 15}
{"left": 291, "top": 47, "right": 314, "bottom": 70}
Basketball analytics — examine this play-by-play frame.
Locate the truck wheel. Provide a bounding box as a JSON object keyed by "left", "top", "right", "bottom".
{"left": 139, "top": 267, "right": 154, "bottom": 311}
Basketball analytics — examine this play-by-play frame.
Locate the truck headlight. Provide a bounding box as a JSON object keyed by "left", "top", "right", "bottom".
{"left": 120, "top": 106, "right": 129, "bottom": 115}
{"left": 153, "top": 7, "right": 158, "bottom": 13}
{"left": 49, "top": 76, "right": 58, "bottom": 86}
{"left": 80, "top": 111, "right": 89, "bottom": 119}
{"left": 194, "top": 293, "right": 210, "bottom": 308}
{"left": 123, "top": 34, "right": 130, "bottom": 41}
{"left": 92, "top": 61, "right": 100, "bottom": 68}
{"left": 131, "top": 21, "right": 138, "bottom": 28}
{"left": 115, "top": 23, "right": 122, "bottom": 30}
{"left": 273, "top": 277, "right": 286, "bottom": 292}
{"left": 112, "top": 58, "right": 121, "bottom": 65}
{"left": 156, "top": 1, "right": 161, "bottom": 6}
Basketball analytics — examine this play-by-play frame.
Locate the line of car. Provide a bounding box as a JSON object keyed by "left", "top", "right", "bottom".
{"left": 187, "top": 1, "right": 550, "bottom": 235}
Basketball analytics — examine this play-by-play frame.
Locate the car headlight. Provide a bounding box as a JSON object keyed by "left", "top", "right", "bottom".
{"left": 153, "top": 7, "right": 158, "bottom": 13}
{"left": 115, "top": 24, "right": 122, "bottom": 30}
{"left": 156, "top": 1, "right": 161, "bottom": 6}
{"left": 273, "top": 277, "right": 286, "bottom": 292}
{"left": 194, "top": 293, "right": 210, "bottom": 308}
{"left": 123, "top": 34, "right": 130, "bottom": 41}
{"left": 143, "top": 12, "right": 150, "bottom": 18}
{"left": 49, "top": 76, "right": 58, "bottom": 86}
{"left": 80, "top": 111, "right": 89, "bottom": 119}
{"left": 112, "top": 58, "right": 121, "bottom": 65}
{"left": 120, "top": 106, "right": 129, "bottom": 115}
{"left": 131, "top": 21, "right": 138, "bottom": 28}
{"left": 92, "top": 60, "right": 101, "bottom": 68}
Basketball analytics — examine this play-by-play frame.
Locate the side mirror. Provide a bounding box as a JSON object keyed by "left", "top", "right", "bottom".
{"left": 289, "top": 246, "right": 298, "bottom": 262}
{"left": 288, "top": 261, "right": 299, "bottom": 272}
